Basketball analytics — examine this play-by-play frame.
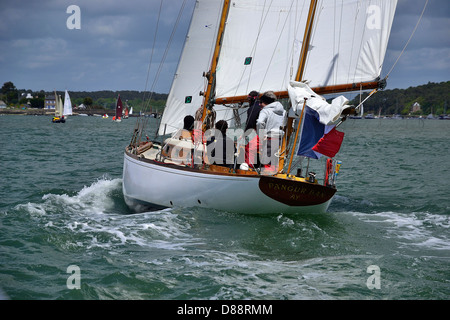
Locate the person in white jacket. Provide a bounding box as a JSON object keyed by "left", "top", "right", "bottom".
{"left": 256, "top": 91, "right": 286, "bottom": 172}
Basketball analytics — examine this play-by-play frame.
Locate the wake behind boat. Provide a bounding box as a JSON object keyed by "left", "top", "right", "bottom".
{"left": 123, "top": 0, "right": 398, "bottom": 214}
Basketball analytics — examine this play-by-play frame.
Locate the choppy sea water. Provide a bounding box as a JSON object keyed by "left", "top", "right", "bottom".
{"left": 0, "top": 115, "right": 448, "bottom": 301}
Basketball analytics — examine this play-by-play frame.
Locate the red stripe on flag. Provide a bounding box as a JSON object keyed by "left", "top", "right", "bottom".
{"left": 312, "top": 127, "right": 344, "bottom": 158}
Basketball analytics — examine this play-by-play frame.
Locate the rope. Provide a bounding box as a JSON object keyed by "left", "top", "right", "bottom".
{"left": 335, "top": 0, "right": 430, "bottom": 129}
{"left": 136, "top": 0, "right": 189, "bottom": 141}
{"left": 132, "top": 0, "right": 163, "bottom": 145}
{"left": 384, "top": 0, "right": 429, "bottom": 79}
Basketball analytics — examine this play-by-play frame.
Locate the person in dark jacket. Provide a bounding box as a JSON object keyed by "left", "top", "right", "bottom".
{"left": 245, "top": 91, "right": 260, "bottom": 131}
{"left": 244, "top": 91, "right": 261, "bottom": 168}
{"left": 206, "top": 120, "right": 235, "bottom": 167}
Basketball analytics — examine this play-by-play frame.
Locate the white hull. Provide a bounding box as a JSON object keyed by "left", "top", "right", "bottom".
{"left": 122, "top": 151, "right": 333, "bottom": 214}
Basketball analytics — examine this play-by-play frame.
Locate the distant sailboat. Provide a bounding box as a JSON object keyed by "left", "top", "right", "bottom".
{"left": 113, "top": 95, "right": 123, "bottom": 122}
{"left": 123, "top": 101, "right": 130, "bottom": 119}
{"left": 52, "top": 91, "right": 65, "bottom": 123}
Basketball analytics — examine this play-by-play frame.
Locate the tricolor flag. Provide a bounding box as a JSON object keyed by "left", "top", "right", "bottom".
{"left": 297, "top": 107, "right": 344, "bottom": 159}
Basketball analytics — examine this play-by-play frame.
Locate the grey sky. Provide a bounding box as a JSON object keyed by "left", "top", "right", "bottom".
{"left": 0, "top": 0, "right": 448, "bottom": 93}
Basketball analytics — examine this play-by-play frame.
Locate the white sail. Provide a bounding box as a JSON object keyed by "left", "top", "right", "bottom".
{"left": 215, "top": 0, "right": 397, "bottom": 97}
{"left": 63, "top": 90, "right": 72, "bottom": 116}
{"left": 158, "top": 0, "right": 235, "bottom": 135}
{"left": 54, "top": 93, "right": 63, "bottom": 117}
{"left": 159, "top": 0, "right": 397, "bottom": 135}
{"left": 215, "top": 0, "right": 306, "bottom": 98}
{"left": 303, "top": 0, "right": 398, "bottom": 87}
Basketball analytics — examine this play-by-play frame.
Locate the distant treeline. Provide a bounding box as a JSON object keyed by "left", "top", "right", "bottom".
{"left": 65, "top": 90, "right": 168, "bottom": 113}
{"left": 0, "top": 81, "right": 169, "bottom": 113}
{"left": 66, "top": 90, "right": 168, "bottom": 102}
{"left": 3, "top": 80, "right": 450, "bottom": 115}
{"left": 349, "top": 81, "right": 450, "bottom": 116}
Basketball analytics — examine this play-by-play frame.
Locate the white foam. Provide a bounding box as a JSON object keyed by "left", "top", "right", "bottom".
{"left": 13, "top": 177, "right": 204, "bottom": 252}
{"left": 345, "top": 211, "right": 450, "bottom": 251}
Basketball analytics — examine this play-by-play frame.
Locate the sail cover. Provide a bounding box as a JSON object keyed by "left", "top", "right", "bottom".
{"left": 215, "top": 0, "right": 397, "bottom": 97}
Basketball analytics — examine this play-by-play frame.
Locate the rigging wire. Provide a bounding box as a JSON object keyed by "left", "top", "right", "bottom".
{"left": 348, "top": 0, "right": 430, "bottom": 118}
{"left": 224, "top": 0, "right": 273, "bottom": 101}
{"left": 142, "top": 1, "right": 163, "bottom": 106}
{"left": 258, "top": 0, "right": 296, "bottom": 94}
{"left": 243, "top": 0, "right": 271, "bottom": 96}
{"left": 384, "top": 0, "right": 429, "bottom": 80}
{"left": 137, "top": 0, "right": 188, "bottom": 142}
{"left": 134, "top": 0, "right": 163, "bottom": 140}
{"left": 130, "top": 0, "right": 163, "bottom": 147}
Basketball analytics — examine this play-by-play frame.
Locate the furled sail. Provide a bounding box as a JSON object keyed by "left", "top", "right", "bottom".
{"left": 288, "top": 81, "right": 348, "bottom": 159}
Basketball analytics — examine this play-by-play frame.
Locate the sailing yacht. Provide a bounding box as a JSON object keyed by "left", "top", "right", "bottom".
{"left": 123, "top": 101, "right": 130, "bottom": 119}
{"left": 113, "top": 95, "right": 123, "bottom": 122}
{"left": 52, "top": 90, "right": 72, "bottom": 122}
{"left": 52, "top": 91, "right": 65, "bottom": 123}
{"left": 122, "top": 0, "right": 398, "bottom": 214}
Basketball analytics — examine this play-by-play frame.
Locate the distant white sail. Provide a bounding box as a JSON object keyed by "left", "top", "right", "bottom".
{"left": 63, "top": 90, "right": 73, "bottom": 116}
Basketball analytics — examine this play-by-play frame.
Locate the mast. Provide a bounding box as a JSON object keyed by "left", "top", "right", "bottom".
{"left": 279, "top": 0, "right": 318, "bottom": 174}
{"left": 200, "top": 0, "right": 231, "bottom": 123}
{"left": 296, "top": 0, "right": 318, "bottom": 83}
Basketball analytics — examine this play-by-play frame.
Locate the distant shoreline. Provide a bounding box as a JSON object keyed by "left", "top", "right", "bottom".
{"left": 0, "top": 108, "right": 133, "bottom": 117}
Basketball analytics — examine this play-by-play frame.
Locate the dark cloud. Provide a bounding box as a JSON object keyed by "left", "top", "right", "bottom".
{"left": 0, "top": 0, "right": 194, "bottom": 92}
{"left": 383, "top": 0, "right": 450, "bottom": 88}
{"left": 0, "top": 0, "right": 448, "bottom": 92}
